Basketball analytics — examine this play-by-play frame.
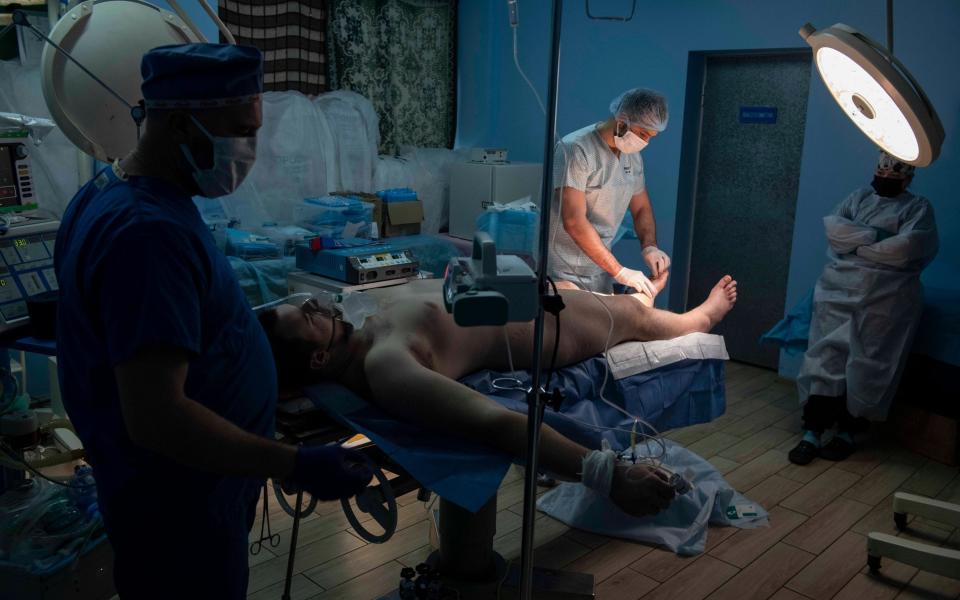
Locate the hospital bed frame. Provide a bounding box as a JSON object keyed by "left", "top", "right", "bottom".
{"left": 268, "top": 396, "right": 527, "bottom": 599}
{"left": 867, "top": 492, "right": 960, "bottom": 580}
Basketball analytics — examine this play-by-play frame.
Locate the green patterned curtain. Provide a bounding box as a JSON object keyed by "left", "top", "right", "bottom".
{"left": 328, "top": 0, "right": 457, "bottom": 154}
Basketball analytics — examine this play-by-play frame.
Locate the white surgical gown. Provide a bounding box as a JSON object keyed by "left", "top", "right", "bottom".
{"left": 548, "top": 124, "right": 646, "bottom": 292}
{"left": 797, "top": 187, "right": 939, "bottom": 420}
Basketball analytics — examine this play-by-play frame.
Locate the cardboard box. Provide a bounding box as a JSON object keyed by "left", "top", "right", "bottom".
{"left": 332, "top": 190, "right": 422, "bottom": 237}
{"left": 382, "top": 198, "right": 423, "bottom": 237}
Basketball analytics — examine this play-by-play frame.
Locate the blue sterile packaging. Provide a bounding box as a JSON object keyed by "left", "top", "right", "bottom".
{"left": 475, "top": 198, "right": 539, "bottom": 257}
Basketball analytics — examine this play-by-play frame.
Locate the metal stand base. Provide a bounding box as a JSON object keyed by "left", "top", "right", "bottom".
{"left": 385, "top": 494, "right": 594, "bottom": 599}
{"left": 498, "top": 565, "right": 595, "bottom": 599}
{"left": 422, "top": 552, "right": 508, "bottom": 600}
{"left": 426, "top": 496, "right": 500, "bottom": 582}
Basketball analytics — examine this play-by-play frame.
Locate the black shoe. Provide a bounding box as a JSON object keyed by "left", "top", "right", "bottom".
{"left": 536, "top": 472, "right": 558, "bottom": 487}
{"left": 788, "top": 440, "right": 819, "bottom": 465}
{"left": 820, "top": 436, "right": 855, "bottom": 461}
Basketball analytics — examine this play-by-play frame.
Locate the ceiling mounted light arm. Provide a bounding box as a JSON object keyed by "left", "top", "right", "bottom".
{"left": 800, "top": 22, "right": 944, "bottom": 166}
{"left": 886, "top": 0, "right": 893, "bottom": 54}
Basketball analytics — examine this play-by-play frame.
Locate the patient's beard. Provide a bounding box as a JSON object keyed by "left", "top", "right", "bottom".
{"left": 338, "top": 320, "right": 354, "bottom": 342}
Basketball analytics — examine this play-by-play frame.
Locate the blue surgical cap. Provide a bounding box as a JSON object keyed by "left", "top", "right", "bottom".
{"left": 141, "top": 44, "right": 263, "bottom": 109}
{"left": 610, "top": 88, "right": 669, "bottom": 132}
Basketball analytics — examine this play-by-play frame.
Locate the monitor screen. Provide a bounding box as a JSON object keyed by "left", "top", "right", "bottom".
{"left": 0, "top": 145, "right": 19, "bottom": 207}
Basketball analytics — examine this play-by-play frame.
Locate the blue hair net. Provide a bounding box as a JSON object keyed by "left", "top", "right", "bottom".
{"left": 610, "top": 88, "right": 669, "bottom": 132}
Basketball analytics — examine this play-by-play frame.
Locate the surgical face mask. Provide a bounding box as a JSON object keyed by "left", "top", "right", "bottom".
{"left": 613, "top": 122, "right": 648, "bottom": 154}
{"left": 871, "top": 175, "right": 906, "bottom": 198}
{"left": 180, "top": 115, "right": 257, "bottom": 198}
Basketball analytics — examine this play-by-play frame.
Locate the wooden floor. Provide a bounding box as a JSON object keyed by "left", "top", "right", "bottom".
{"left": 244, "top": 362, "right": 960, "bottom": 600}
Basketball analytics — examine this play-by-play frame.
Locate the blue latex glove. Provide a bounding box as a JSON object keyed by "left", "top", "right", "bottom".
{"left": 289, "top": 445, "right": 373, "bottom": 500}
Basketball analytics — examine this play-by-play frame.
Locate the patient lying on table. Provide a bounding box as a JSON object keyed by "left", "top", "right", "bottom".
{"left": 258, "top": 276, "right": 737, "bottom": 517}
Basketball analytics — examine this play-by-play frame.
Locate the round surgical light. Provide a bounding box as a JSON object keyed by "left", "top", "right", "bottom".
{"left": 800, "top": 23, "right": 944, "bottom": 167}
{"left": 40, "top": 0, "right": 201, "bottom": 162}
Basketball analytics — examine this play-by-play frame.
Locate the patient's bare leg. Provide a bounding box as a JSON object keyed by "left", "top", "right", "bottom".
{"left": 553, "top": 280, "right": 581, "bottom": 291}
{"left": 501, "top": 275, "right": 737, "bottom": 370}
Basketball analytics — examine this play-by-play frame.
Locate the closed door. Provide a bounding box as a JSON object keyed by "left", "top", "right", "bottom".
{"left": 686, "top": 52, "right": 811, "bottom": 368}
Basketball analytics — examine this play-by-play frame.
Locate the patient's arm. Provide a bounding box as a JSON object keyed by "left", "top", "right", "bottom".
{"left": 365, "top": 339, "right": 585, "bottom": 478}
{"left": 364, "top": 340, "right": 675, "bottom": 516}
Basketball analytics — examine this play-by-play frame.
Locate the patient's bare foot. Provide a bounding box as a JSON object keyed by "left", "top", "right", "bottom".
{"left": 609, "top": 464, "right": 676, "bottom": 517}
{"left": 690, "top": 275, "right": 737, "bottom": 331}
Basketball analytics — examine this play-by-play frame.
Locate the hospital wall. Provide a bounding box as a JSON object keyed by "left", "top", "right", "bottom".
{"left": 456, "top": 0, "right": 960, "bottom": 378}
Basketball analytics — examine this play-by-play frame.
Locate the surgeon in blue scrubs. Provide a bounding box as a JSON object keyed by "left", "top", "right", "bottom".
{"left": 55, "top": 44, "right": 371, "bottom": 598}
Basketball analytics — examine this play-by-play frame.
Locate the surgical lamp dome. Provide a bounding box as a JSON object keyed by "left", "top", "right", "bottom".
{"left": 800, "top": 22, "right": 944, "bottom": 167}
{"left": 40, "top": 0, "right": 201, "bottom": 162}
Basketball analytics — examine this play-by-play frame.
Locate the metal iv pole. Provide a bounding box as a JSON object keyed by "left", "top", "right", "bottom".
{"left": 518, "top": 1, "right": 563, "bottom": 597}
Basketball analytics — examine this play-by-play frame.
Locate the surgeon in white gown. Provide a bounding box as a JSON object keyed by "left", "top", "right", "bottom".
{"left": 789, "top": 151, "right": 939, "bottom": 465}
{"left": 548, "top": 88, "right": 671, "bottom": 296}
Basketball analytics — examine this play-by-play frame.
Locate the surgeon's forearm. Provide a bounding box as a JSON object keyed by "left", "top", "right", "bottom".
{"left": 115, "top": 349, "right": 297, "bottom": 479}
{"left": 630, "top": 197, "right": 657, "bottom": 249}
{"left": 126, "top": 392, "right": 296, "bottom": 479}
{"left": 563, "top": 217, "right": 622, "bottom": 275}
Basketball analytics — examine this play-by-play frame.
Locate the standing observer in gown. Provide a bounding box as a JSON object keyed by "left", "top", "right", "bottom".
{"left": 788, "top": 151, "right": 939, "bottom": 466}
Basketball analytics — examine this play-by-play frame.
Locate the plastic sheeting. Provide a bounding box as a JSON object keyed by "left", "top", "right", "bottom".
{"left": 214, "top": 90, "right": 382, "bottom": 227}
{"left": 314, "top": 91, "right": 379, "bottom": 194}
{"left": 398, "top": 146, "right": 467, "bottom": 234}
{"left": 373, "top": 155, "right": 415, "bottom": 193}
{"left": 228, "top": 256, "right": 296, "bottom": 308}
{"left": 302, "top": 355, "right": 726, "bottom": 512}
{"left": 538, "top": 442, "right": 768, "bottom": 555}
{"left": 214, "top": 92, "right": 336, "bottom": 226}
{"left": 197, "top": 89, "right": 463, "bottom": 233}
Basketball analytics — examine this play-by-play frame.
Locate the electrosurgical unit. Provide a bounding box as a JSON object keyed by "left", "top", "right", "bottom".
{"left": 295, "top": 238, "right": 419, "bottom": 285}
